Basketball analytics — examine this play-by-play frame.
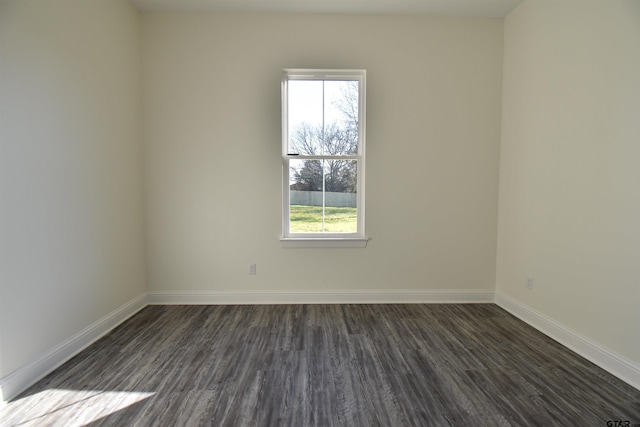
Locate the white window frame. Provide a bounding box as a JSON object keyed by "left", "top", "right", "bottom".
{"left": 281, "top": 69, "right": 368, "bottom": 248}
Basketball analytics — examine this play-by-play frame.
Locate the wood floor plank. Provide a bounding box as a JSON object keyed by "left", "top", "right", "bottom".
{"left": 2, "top": 304, "right": 639, "bottom": 426}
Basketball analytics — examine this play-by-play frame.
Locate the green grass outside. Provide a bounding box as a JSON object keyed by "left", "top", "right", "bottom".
{"left": 290, "top": 205, "right": 357, "bottom": 233}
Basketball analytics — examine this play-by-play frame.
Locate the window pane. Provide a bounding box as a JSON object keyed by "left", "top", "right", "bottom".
{"left": 289, "top": 159, "right": 358, "bottom": 234}
{"left": 288, "top": 80, "right": 323, "bottom": 155}
{"left": 323, "top": 80, "right": 359, "bottom": 155}
{"left": 323, "top": 160, "right": 357, "bottom": 233}
{"left": 289, "top": 159, "right": 323, "bottom": 233}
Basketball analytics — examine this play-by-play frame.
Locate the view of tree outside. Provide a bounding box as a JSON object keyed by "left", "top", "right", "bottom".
{"left": 287, "top": 79, "right": 360, "bottom": 233}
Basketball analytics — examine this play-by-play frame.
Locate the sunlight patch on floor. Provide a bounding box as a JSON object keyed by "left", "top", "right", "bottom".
{"left": 1, "top": 389, "right": 155, "bottom": 426}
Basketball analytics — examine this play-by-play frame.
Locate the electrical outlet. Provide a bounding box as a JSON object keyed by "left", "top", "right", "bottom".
{"left": 526, "top": 276, "right": 534, "bottom": 290}
{"left": 248, "top": 263, "right": 256, "bottom": 275}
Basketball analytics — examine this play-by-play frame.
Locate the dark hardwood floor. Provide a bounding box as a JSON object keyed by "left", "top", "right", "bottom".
{"left": 2, "top": 304, "right": 639, "bottom": 426}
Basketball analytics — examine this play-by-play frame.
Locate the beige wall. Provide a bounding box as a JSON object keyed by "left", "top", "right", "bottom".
{"left": 497, "top": 1, "right": 640, "bottom": 365}
{"left": 0, "top": 0, "right": 146, "bottom": 379}
{"left": 142, "top": 13, "right": 503, "bottom": 296}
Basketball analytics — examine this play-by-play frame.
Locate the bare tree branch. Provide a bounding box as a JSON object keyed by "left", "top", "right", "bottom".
{"left": 290, "top": 80, "right": 360, "bottom": 194}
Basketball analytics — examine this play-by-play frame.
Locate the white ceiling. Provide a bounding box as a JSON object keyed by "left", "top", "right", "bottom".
{"left": 131, "top": 0, "right": 523, "bottom": 18}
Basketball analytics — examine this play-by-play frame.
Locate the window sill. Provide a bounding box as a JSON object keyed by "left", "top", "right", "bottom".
{"left": 280, "top": 237, "right": 369, "bottom": 248}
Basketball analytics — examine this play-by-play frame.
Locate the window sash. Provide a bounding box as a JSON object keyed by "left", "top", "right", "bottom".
{"left": 284, "top": 164, "right": 363, "bottom": 236}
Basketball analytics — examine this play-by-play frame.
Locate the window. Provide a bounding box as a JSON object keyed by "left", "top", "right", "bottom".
{"left": 281, "top": 69, "right": 367, "bottom": 247}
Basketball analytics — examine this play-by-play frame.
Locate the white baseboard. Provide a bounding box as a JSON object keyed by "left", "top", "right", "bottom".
{"left": 495, "top": 292, "right": 640, "bottom": 391}
{"left": 0, "top": 294, "right": 148, "bottom": 404}
{"left": 147, "top": 289, "right": 495, "bottom": 305}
